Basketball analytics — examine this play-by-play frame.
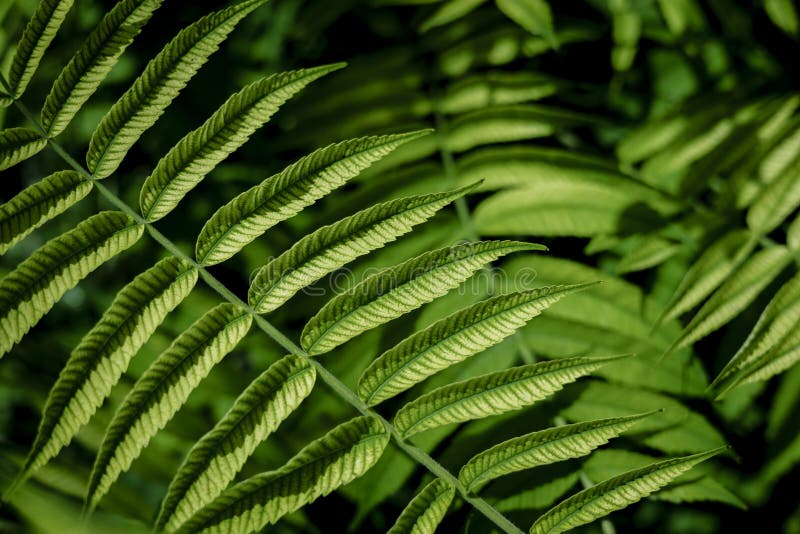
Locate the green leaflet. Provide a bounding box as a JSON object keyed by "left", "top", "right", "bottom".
{"left": 712, "top": 272, "right": 800, "bottom": 397}
{"left": 495, "top": 473, "right": 581, "bottom": 513}
{"left": 156, "top": 354, "right": 316, "bottom": 532}
{"left": 659, "top": 229, "right": 754, "bottom": 325}
{"left": 529, "top": 447, "right": 728, "bottom": 534}
{"left": 387, "top": 479, "right": 455, "bottom": 534}
{"left": 86, "top": 303, "right": 252, "bottom": 510}
{"left": 419, "top": 0, "right": 486, "bottom": 32}
{"left": 0, "top": 170, "right": 92, "bottom": 255}
{"left": 177, "top": 416, "right": 389, "bottom": 534}
{"left": 670, "top": 246, "right": 791, "bottom": 352}
{"left": 248, "top": 184, "right": 478, "bottom": 314}
{"left": 439, "top": 72, "right": 559, "bottom": 115}
{"left": 41, "top": 0, "right": 164, "bottom": 136}
{"left": 393, "top": 355, "right": 626, "bottom": 438}
{"left": 616, "top": 236, "right": 681, "bottom": 274}
{"left": 139, "top": 65, "right": 342, "bottom": 222}
{"left": 195, "top": 131, "right": 430, "bottom": 265}
{"left": 747, "top": 155, "right": 800, "bottom": 235}
{"left": 726, "top": 325, "right": 800, "bottom": 393}
{"left": 0, "top": 211, "right": 142, "bottom": 359}
{"left": 358, "top": 283, "right": 593, "bottom": 406}
{"left": 496, "top": 0, "right": 557, "bottom": 47}
{"left": 6, "top": 0, "right": 75, "bottom": 99}
{"left": 459, "top": 411, "right": 655, "bottom": 492}
{"left": 765, "top": 0, "right": 799, "bottom": 35}
{"left": 0, "top": 127, "right": 47, "bottom": 171}
{"left": 301, "top": 240, "right": 545, "bottom": 355}
{"left": 21, "top": 256, "right": 197, "bottom": 478}
{"left": 85, "top": 0, "right": 266, "bottom": 179}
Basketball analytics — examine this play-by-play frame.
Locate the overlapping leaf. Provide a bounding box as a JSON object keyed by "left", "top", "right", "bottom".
{"left": 195, "top": 131, "right": 430, "bottom": 265}
{"left": 139, "top": 64, "right": 342, "bottom": 221}
{"left": 87, "top": 303, "right": 252, "bottom": 510}
{"left": 393, "top": 355, "right": 625, "bottom": 438}
{"left": 86, "top": 0, "right": 266, "bottom": 178}
{"left": 0, "top": 211, "right": 142, "bottom": 358}
{"left": 248, "top": 184, "right": 478, "bottom": 313}
{"left": 301, "top": 240, "right": 545, "bottom": 355}
{"left": 21, "top": 256, "right": 197, "bottom": 477}
{"left": 41, "top": 0, "right": 165, "bottom": 136}
{"left": 0, "top": 127, "right": 47, "bottom": 171}
{"left": 387, "top": 479, "right": 455, "bottom": 534}
{"left": 0, "top": 170, "right": 92, "bottom": 255}
{"left": 358, "top": 283, "right": 592, "bottom": 406}
{"left": 177, "top": 416, "right": 389, "bottom": 533}
{"left": 156, "top": 354, "right": 316, "bottom": 531}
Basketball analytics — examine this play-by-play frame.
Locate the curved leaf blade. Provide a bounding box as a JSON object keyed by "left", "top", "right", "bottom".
{"left": 20, "top": 256, "right": 197, "bottom": 478}
{"left": 0, "top": 211, "right": 143, "bottom": 358}
{"left": 1, "top": 170, "right": 92, "bottom": 255}
{"left": 358, "top": 284, "right": 592, "bottom": 406}
{"left": 177, "top": 416, "right": 389, "bottom": 533}
{"left": 156, "top": 354, "right": 316, "bottom": 531}
{"left": 41, "top": 0, "right": 165, "bottom": 136}
{"left": 87, "top": 303, "right": 252, "bottom": 510}
{"left": 301, "top": 240, "right": 545, "bottom": 355}
{"left": 140, "top": 64, "right": 343, "bottom": 222}
{"left": 195, "top": 131, "right": 430, "bottom": 265}
{"left": 394, "top": 355, "right": 626, "bottom": 438}
{"left": 529, "top": 447, "right": 728, "bottom": 534}
{"left": 86, "top": 0, "right": 266, "bottom": 179}
{"left": 248, "top": 184, "right": 479, "bottom": 314}
{"left": 6, "top": 0, "right": 75, "bottom": 98}
{"left": 0, "top": 127, "right": 47, "bottom": 171}
{"left": 459, "top": 411, "right": 656, "bottom": 492}
{"left": 387, "top": 479, "right": 455, "bottom": 534}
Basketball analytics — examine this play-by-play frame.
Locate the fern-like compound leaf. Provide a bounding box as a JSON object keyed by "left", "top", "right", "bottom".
{"left": 195, "top": 131, "right": 430, "bottom": 265}
{"left": 177, "top": 416, "right": 389, "bottom": 534}
{"left": 86, "top": 0, "right": 265, "bottom": 179}
{"left": 0, "top": 211, "right": 142, "bottom": 358}
{"left": 248, "top": 184, "right": 479, "bottom": 314}
{"left": 387, "top": 479, "right": 455, "bottom": 534}
{"left": 671, "top": 246, "right": 791, "bottom": 351}
{"left": 711, "top": 272, "right": 800, "bottom": 397}
{"left": 659, "top": 229, "right": 754, "bottom": 325}
{"left": 6, "top": 0, "right": 75, "bottom": 99}
{"left": 156, "top": 354, "right": 316, "bottom": 532}
{"left": 358, "top": 283, "right": 593, "bottom": 406}
{"left": 21, "top": 256, "right": 197, "bottom": 479}
{"left": 301, "top": 240, "right": 545, "bottom": 355}
{"left": 0, "top": 127, "right": 47, "bottom": 171}
{"left": 459, "top": 411, "right": 656, "bottom": 492}
{"left": 41, "top": 0, "right": 164, "bottom": 136}
{"left": 86, "top": 303, "right": 252, "bottom": 510}
{"left": 0, "top": 170, "right": 92, "bottom": 255}
{"left": 394, "top": 355, "right": 627, "bottom": 438}
{"left": 139, "top": 64, "right": 342, "bottom": 222}
{"left": 529, "top": 447, "right": 728, "bottom": 534}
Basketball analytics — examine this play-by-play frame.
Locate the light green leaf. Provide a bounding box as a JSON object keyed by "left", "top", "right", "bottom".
{"left": 139, "top": 65, "right": 342, "bottom": 222}
{"left": 177, "top": 416, "right": 389, "bottom": 533}
{"left": 301, "top": 240, "right": 545, "bottom": 355}
{"left": 747, "top": 156, "right": 800, "bottom": 235}
{"left": 0, "top": 127, "right": 47, "bottom": 171}
{"left": 196, "top": 131, "right": 430, "bottom": 265}
{"left": 358, "top": 283, "right": 592, "bottom": 406}
{"left": 495, "top": 473, "right": 580, "bottom": 512}
{"left": 496, "top": 0, "right": 556, "bottom": 46}
{"left": 387, "top": 479, "right": 455, "bottom": 534}
{"left": 6, "top": 0, "right": 75, "bottom": 98}
{"left": 529, "top": 447, "right": 728, "bottom": 534}
{"left": 659, "top": 229, "right": 754, "bottom": 324}
{"left": 156, "top": 354, "right": 316, "bottom": 532}
{"left": 86, "top": 303, "right": 252, "bottom": 510}
{"left": 440, "top": 72, "right": 559, "bottom": 115}
{"left": 765, "top": 0, "right": 798, "bottom": 35}
{"left": 0, "top": 170, "right": 93, "bottom": 255}
{"left": 671, "top": 246, "right": 791, "bottom": 351}
{"left": 41, "top": 0, "right": 164, "bottom": 136}
{"left": 0, "top": 211, "right": 142, "bottom": 359}
{"left": 20, "top": 256, "right": 197, "bottom": 478}
{"left": 420, "top": 0, "right": 485, "bottom": 32}
{"left": 459, "top": 411, "right": 655, "bottom": 492}
{"left": 616, "top": 236, "right": 681, "bottom": 274}
{"left": 86, "top": 0, "right": 266, "bottom": 179}
{"left": 248, "top": 184, "right": 478, "bottom": 314}
{"left": 394, "top": 355, "right": 625, "bottom": 438}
